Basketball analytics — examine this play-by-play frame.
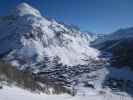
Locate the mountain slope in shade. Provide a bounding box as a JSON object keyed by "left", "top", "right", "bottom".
{"left": 92, "top": 27, "right": 133, "bottom": 69}
{"left": 0, "top": 3, "right": 99, "bottom": 69}
{"left": 93, "top": 27, "right": 133, "bottom": 47}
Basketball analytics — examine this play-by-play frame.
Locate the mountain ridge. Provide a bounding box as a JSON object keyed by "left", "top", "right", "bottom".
{"left": 0, "top": 3, "right": 99, "bottom": 70}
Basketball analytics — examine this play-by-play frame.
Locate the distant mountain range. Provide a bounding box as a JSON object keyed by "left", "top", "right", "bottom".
{"left": 93, "top": 27, "right": 133, "bottom": 69}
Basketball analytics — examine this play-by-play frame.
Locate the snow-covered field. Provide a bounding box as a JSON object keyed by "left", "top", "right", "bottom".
{"left": 0, "top": 85, "right": 132, "bottom": 100}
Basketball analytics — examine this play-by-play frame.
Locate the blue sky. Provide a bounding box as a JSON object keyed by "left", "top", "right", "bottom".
{"left": 0, "top": 0, "right": 133, "bottom": 34}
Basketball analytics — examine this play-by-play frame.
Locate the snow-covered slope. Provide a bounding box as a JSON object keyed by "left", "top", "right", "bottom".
{"left": 109, "top": 27, "right": 133, "bottom": 40}
{"left": 1, "top": 60, "right": 133, "bottom": 100}
{"left": 0, "top": 83, "right": 132, "bottom": 100}
{"left": 91, "top": 27, "right": 133, "bottom": 98}
{"left": 0, "top": 3, "right": 99, "bottom": 69}
{"left": 92, "top": 27, "right": 133, "bottom": 69}
{"left": 12, "top": 3, "right": 42, "bottom": 17}
{"left": 93, "top": 27, "right": 133, "bottom": 45}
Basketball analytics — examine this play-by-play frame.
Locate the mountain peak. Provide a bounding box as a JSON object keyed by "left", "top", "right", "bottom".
{"left": 0, "top": 2, "right": 99, "bottom": 67}
{"left": 12, "top": 2, "right": 41, "bottom": 17}
{"left": 17, "top": 2, "right": 32, "bottom": 8}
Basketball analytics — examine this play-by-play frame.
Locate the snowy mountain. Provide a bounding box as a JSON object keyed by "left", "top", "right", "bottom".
{"left": 0, "top": 3, "right": 99, "bottom": 70}
{"left": 0, "top": 3, "right": 133, "bottom": 100}
{"left": 91, "top": 27, "right": 133, "bottom": 98}
{"left": 108, "top": 27, "right": 133, "bottom": 40}
{"left": 93, "top": 27, "right": 133, "bottom": 69}
{"left": 93, "top": 27, "right": 133, "bottom": 46}
{"left": 0, "top": 2, "right": 106, "bottom": 95}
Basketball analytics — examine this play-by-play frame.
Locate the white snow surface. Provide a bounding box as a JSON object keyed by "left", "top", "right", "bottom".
{"left": 12, "top": 3, "right": 42, "bottom": 17}
{"left": 0, "top": 85, "right": 132, "bottom": 100}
